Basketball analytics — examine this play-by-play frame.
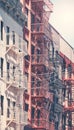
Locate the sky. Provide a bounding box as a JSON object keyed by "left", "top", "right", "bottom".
{"left": 50, "top": 0, "right": 74, "bottom": 48}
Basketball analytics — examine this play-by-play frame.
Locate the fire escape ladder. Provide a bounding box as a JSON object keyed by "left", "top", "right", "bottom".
{"left": 5, "top": 83, "right": 13, "bottom": 92}
{"left": 5, "top": 45, "right": 15, "bottom": 56}
{"left": 6, "top": 119, "right": 14, "bottom": 129}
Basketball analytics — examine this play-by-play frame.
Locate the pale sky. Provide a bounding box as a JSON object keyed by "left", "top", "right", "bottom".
{"left": 50, "top": 0, "right": 74, "bottom": 48}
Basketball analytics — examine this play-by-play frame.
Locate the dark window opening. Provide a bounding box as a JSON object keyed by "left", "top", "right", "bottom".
{"left": 49, "top": 110, "right": 54, "bottom": 122}
{"left": 56, "top": 50, "right": 58, "bottom": 57}
{"left": 7, "top": 108, "right": 10, "bottom": 118}
{"left": 13, "top": 66, "right": 15, "bottom": 80}
{"left": 12, "top": 31, "right": 15, "bottom": 44}
{"left": 31, "top": 45, "right": 35, "bottom": 54}
{"left": 67, "top": 64, "right": 72, "bottom": 78}
{"left": 63, "top": 88, "right": 66, "bottom": 97}
{"left": 37, "top": 109, "right": 40, "bottom": 119}
{"left": 7, "top": 98, "right": 10, "bottom": 118}
{"left": 1, "top": 21, "right": 3, "bottom": 40}
{"left": 7, "top": 98, "right": 10, "bottom": 107}
{"left": 13, "top": 101, "right": 15, "bottom": 118}
{"left": 24, "top": 125, "right": 35, "bottom": 130}
{"left": 31, "top": 107, "right": 35, "bottom": 119}
{"left": 31, "top": 35, "right": 35, "bottom": 42}
{"left": 52, "top": 47, "right": 54, "bottom": 58}
{"left": 13, "top": 101, "right": 15, "bottom": 107}
{"left": 37, "top": 49, "right": 40, "bottom": 54}
{"left": 37, "top": 80, "right": 40, "bottom": 87}
{"left": 25, "top": 55, "right": 30, "bottom": 61}
{"left": 0, "top": 58, "right": 3, "bottom": 77}
{"left": 37, "top": 39, "right": 41, "bottom": 46}
{"left": 7, "top": 62, "right": 10, "bottom": 81}
{"left": 62, "top": 114, "right": 66, "bottom": 128}
{"left": 7, "top": 62, "right": 10, "bottom": 70}
{"left": 31, "top": 14, "right": 35, "bottom": 24}
{"left": 31, "top": 76, "right": 35, "bottom": 88}
{"left": 6, "top": 26, "right": 10, "bottom": 45}
{"left": 53, "top": 95, "right": 58, "bottom": 104}
{"left": 25, "top": 21, "right": 28, "bottom": 27}
{"left": 62, "top": 59, "right": 66, "bottom": 73}
{"left": 37, "top": 49, "right": 41, "bottom": 62}
{"left": 25, "top": 7, "right": 28, "bottom": 27}
{"left": 1, "top": 95, "right": 4, "bottom": 115}
{"left": 25, "top": 103, "right": 28, "bottom": 112}
{"left": 25, "top": 7, "right": 28, "bottom": 15}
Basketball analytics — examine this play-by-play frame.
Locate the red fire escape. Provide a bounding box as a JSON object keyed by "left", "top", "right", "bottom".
{"left": 30, "top": 0, "right": 54, "bottom": 130}
{"left": 61, "top": 53, "right": 74, "bottom": 130}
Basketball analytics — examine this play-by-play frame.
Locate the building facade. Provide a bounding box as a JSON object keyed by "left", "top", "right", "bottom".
{"left": 22, "top": 0, "right": 64, "bottom": 130}
{"left": 0, "top": 0, "right": 27, "bottom": 130}
{"left": 0, "top": 0, "right": 74, "bottom": 130}
{"left": 51, "top": 25, "right": 74, "bottom": 130}
{"left": 22, "top": 0, "right": 74, "bottom": 130}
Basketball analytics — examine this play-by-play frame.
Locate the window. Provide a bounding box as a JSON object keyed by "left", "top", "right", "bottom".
{"left": 62, "top": 59, "right": 66, "bottom": 73}
{"left": 1, "top": 95, "right": 4, "bottom": 115}
{"left": 13, "top": 66, "right": 15, "bottom": 80}
{"left": 37, "top": 80, "right": 40, "bottom": 87}
{"left": 6, "top": 26, "right": 10, "bottom": 45}
{"left": 37, "top": 49, "right": 40, "bottom": 62}
{"left": 7, "top": 98, "right": 10, "bottom": 107}
{"left": 37, "top": 109, "right": 40, "bottom": 119}
{"left": 7, "top": 62, "right": 10, "bottom": 70}
{"left": 31, "top": 14, "right": 35, "bottom": 24}
{"left": 12, "top": 31, "right": 15, "bottom": 44}
{"left": 1, "top": 21, "right": 3, "bottom": 40}
{"left": 13, "top": 101, "right": 15, "bottom": 118}
{"left": 7, "top": 62, "right": 10, "bottom": 81}
{"left": 7, "top": 98, "right": 10, "bottom": 118}
{"left": 25, "top": 21, "right": 28, "bottom": 27}
{"left": 31, "top": 45, "right": 35, "bottom": 54}
{"left": 31, "top": 76, "right": 35, "bottom": 87}
{"left": 67, "top": 64, "right": 72, "bottom": 78}
{"left": 25, "top": 103, "right": 28, "bottom": 112}
{"left": 25, "top": 7, "right": 28, "bottom": 16}
{"left": 31, "top": 107, "right": 35, "bottom": 119}
{"left": 13, "top": 101, "right": 15, "bottom": 107}
{"left": 0, "top": 58, "right": 3, "bottom": 77}
{"left": 52, "top": 47, "right": 54, "bottom": 58}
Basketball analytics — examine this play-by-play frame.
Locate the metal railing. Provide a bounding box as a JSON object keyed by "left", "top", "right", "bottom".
{"left": 31, "top": 0, "right": 53, "bottom": 12}
{"left": 54, "top": 103, "right": 63, "bottom": 112}
{"left": 7, "top": 107, "right": 16, "bottom": 120}
{"left": 0, "top": 70, "right": 26, "bottom": 90}
{"left": 31, "top": 87, "right": 47, "bottom": 97}
{"left": 31, "top": 23, "right": 51, "bottom": 38}
{"left": 24, "top": 111, "right": 28, "bottom": 124}
{"left": 31, "top": 119, "right": 55, "bottom": 130}
{"left": 6, "top": 107, "right": 28, "bottom": 124}
{"left": 6, "top": 33, "right": 27, "bottom": 54}
{"left": 31, "top": 80, "right": 53, "bottom": 100}
{"left": 31, "top": 54, "right": 49, "bottom": 67}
